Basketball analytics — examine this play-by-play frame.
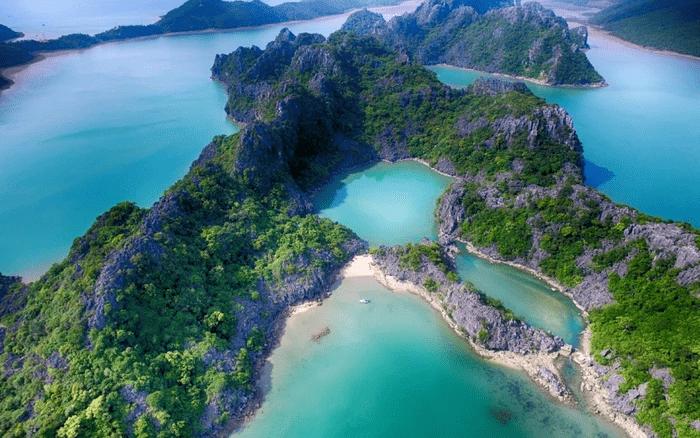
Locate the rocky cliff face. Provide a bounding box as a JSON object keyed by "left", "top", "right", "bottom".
{"left": 342, "top": 1, "right": 603, "bottom": 85}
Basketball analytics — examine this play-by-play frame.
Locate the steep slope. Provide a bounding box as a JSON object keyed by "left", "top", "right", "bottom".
{"left": 0, "top": 27, "right": 582, "bottom": 437}
{"left": 342, "top": 0, "right": 605, "bottom": 85}
{"left": 0, "top": 25, "right": 22, "bottom": 43}
{"left": 590, "top": 0, "right": 700, "bottom": 57}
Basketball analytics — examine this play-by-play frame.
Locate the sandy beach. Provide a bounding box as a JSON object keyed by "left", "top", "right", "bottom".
{"left": 361, "top": 250, "right": 648, "bottom": 438}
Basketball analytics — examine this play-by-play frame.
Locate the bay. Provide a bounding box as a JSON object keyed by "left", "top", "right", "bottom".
{"left": 454, "top": 246, "right": 584, "bottom": 346}
{"left": 0, "top": 4, "right": 690, "bottom": 438}
{"left": 312, "top": 160, "right": 454, "bottom": 246}
{"left": 234, "top": 275, "right": 623, "bottom": 438}
{"left": 0, "top": 4, "right": 416, "bottom": 279}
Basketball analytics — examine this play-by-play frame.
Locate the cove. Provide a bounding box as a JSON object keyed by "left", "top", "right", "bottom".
{"left": 312, "top": 160, "right": 454, "bottom": 246}
{"left": 313, "top": 162, "right": 584, "bottom": 345}
{"left": 234, "top": 276, "right": 624, "bottom": 438}
{"left": 428, "top": 29, "right": 700, "bottom": 227}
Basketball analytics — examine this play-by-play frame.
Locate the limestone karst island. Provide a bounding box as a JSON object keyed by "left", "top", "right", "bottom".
{"left": 1, "top": 0, "right": 699, "bottom": 437}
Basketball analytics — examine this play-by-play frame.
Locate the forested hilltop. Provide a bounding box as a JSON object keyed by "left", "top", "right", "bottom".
{"left": 342, "top": 0, "right": 604, "bottom": 85}
{"left": 0, "top": 24, "right": 574, "bottom": 437}
{"left": 590, "top": 0, "right": 700, "bottom": 57}
{"left": 214, "top": 24, "right": 698, "bottom": 438}
{"left": 1, "top": 12, "right": 697, "bottom": 438}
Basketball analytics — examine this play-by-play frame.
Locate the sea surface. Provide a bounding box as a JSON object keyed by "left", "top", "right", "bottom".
{"left": 0, "top": 9, "right": 390, "bottom": 279}
{"left": 0, "top": 3, "right": 697, "bottom": 437}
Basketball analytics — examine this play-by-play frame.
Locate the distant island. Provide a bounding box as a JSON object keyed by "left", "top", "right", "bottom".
{"left": 2, "top": 8, "right": 699, "bottom": 434}
{"left": 589, "top": 0, "right": 700, "bottom": 58}
{"left": 342, "top": 0, "right": 604, "bottom": 85}
{"left": 0, "top": 0, "right": 608, "bottom": 91}
{"left": 0, "top": 22, "right": 601, "bottom": 436}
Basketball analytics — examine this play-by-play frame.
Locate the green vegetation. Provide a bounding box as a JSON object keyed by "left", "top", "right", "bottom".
{"left": 439, "top": 10, "right": 603, "bottom": 84}
{"left": 1, "top": 18, "right": 695, "bottom": 437}
{"left": 400, "top": 242, "right": 450, "bottom": 273}
{"left": 156, "top": 0, "right": 403, "bottom": 33}
{"left": 343, "top": 2, "right": 603, "bottom": 85}
{"left": 0, "top": 155, "right": 357, "bottom": 436}
{"left": 0, "top": 37, "right": 367, "bottom": 434}
{"left": 459, "top": 180, "right": 631, "bottom": 286}
{"left": 591, "top": 0, "right": 700, "bottom": 58}
{"left": 590, "top": 242, "right": 700, "bottom": 437}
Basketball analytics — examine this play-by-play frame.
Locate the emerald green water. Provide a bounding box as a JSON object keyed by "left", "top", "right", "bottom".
{"left": 1, "top": 4, "right": 695, "bottom": 437}
{"left": 312, "top": 161, "right": 454, "bottom": 245}
{"left": 235, "top": 276, "right": 623, "bottom": 438}
{"left": 454, "top": 245, "right": 584, "bottom": 346}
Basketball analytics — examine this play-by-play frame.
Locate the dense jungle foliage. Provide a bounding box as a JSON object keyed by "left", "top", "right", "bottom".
{"left": 437, "top": 8, "right": 604, "bottom": 84}
{"left": 591, "top": 0, "right": 700, "bottom": 58}
{"left": 457, "top": 176, "right": 700, "bottom": 435}
{"left": 0, "top": 120, "right": 357, "bottom": 436}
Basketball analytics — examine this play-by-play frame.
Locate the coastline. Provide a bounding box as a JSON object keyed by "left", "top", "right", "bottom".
{"left": 459, "top": 240, "right": 590, "bottom": 318}
{"left": 583, "top": 24, "right": 700, "bottom": 63}
{"left": 367, "top": 255, "right": 574, "bottom": 403}
{"left": 366, "top": 252, "right": 646, "bottom": 438}
{"left": 221, "top": 254, "right": 374, "bottom": 436}
{"left": 431, "top": 63, "right": 607, "bottom": 89}
{"left": 0, "top": 0, "right": 422, "bottom": 96}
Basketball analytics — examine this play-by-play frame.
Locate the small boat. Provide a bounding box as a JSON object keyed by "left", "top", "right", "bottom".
{"left": 359, "top": 299, "right": 370, "bottom": 303}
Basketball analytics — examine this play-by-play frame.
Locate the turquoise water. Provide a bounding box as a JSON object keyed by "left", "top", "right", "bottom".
{"left": 454, "top": 245, "right": 584, "bottom": 346}
{"left": 0, "top": 15, "right": 358, "bottom": 279}
{"left": 429, "top": 31, "right": 700, "bottom": 227}
{"left": 0, "top": 7, "right": 693, "bottom": 438}
{"left": 312, "top": 161, "right": 584, "bottom": 344}
{"left": 235, "top": 276, "right": 624, "bottom": 438}
{"left": 312, "top": 161, "right": 454, "bottom": 246}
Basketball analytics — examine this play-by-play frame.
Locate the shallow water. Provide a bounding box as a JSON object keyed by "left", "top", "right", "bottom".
{"left": 0, "top": 10, "right": 391, "bottom": 279}
{"left": 234, "top": 276, "right": 624, "bottom": 438}
{"left": 312, "top": 161, "right": 454, "bottom": 246}
{"left": 454, "top": 245, "right": 584, "bottom": 346}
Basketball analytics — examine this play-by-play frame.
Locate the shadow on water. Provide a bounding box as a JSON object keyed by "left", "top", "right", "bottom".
{"left": 584, "top": 160, "right": 615, "bottom": 188}
{"left": 311, "top": 161, "right": 379, "bottom": 211}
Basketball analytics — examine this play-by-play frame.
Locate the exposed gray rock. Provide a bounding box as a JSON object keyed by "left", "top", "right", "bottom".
{"left": 121, "top": 384, "right": 148, "bottom": 427}
{"left": 0, "top": 273, "right": 26, "bottom": 318}
{"left": 602, "top": 372, "right": 648, "bottom": 416}
{"left": 539, "top": 367, "right": 566, "bottom": 396}
{"left": 343, "top": 1, "right": 602, "bottom": 85}
{"left": 436, "top": 180, "right": 467, "bottom": 243}
{"left": 373, "top": 243, "right": 563, "bottom": 354}
{"left": 471, "top": 77, "right": 531, "bottom": 97}
{"left": 625, "top": 223, "right": 700, "bottom": 269}
{"left": 649, "top": 367, "right": 675, "bottom": 391}
{"left": 677, "top": 264, "right": 700, "bottom": 287}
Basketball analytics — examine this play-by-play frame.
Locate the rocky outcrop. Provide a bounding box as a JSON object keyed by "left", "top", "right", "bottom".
{"left": 539, "top": 367, "right": 566, "bottom": 396}
{"left": 342, "top": 1, "right": 604, "bottom": 85}
{"left": 372, "top": 242, "right": 564, "bottom": 354}
{"left": 0, "top": 274, "right": 26, "bottom": 318}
